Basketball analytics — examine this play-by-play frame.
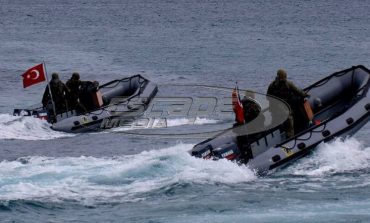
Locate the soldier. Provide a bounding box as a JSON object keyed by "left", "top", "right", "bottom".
{"left": 234, "top": 91, "right": 264, "bottom": 162}
{"left": 42, "top": 73, "right": 69, "bottom": 117}
{"left": 66, "top": 72, "right": 86, "bottom": 113}
{"left": 267, "top": 69, "right": 307, "bottom": 138}
{"left": 241, "top": 91, "right": 261, "bottom": 123}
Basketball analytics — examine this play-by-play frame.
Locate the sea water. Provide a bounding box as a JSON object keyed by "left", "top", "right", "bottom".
{"left": 1, "top": 0, "right": 370, "bottom": 222}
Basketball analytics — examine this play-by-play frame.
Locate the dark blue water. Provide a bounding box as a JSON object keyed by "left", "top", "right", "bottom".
{"left": 1, "top": 0, "right": 370, "bottom": 222}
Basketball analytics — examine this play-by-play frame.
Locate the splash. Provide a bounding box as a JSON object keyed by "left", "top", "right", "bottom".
{"left": 111, "top": 117, "right": 220, "bottom": 133}
{"left": 0, "top": 144, "right": 255, "bottom": 205}
{"left": 287, "top": 137, "right": 370, "bottom": 176}
{"left": 166, "top": 117, "right": 219, "bottom": 127}
{"left": 0, "top": 114, "right": 74, "bottom": 140}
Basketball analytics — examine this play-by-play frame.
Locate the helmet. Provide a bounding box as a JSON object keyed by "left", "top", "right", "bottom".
{"left": 72, "top": 72, "right": 80, "bottom": 80}
{"left": 244, "top": 90, "right": 255, "bottom": 99}
{"left": 277, "top": 69, "right": 287, "bottom": 80}
{"left": 51, "top": 73, "right": 59, "bottom": 80}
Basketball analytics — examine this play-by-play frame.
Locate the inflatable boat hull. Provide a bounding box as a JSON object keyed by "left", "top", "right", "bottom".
{"left": 191, "top": 65, "right": 370, "bottom": 175}
{"left": 14, "top": 75, "right": 158, "bottom": 133}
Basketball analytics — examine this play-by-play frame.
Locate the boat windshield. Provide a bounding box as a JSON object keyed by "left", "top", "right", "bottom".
{"left": 231, "top": 90, "right": 290, "bottom": 138}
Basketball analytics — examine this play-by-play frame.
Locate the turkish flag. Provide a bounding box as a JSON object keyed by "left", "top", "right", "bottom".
{"left": 232, "top": 85, "right": 245, "bottom": 124}
{"left": 21, "top": 63, "right": 46, "bottom": 88}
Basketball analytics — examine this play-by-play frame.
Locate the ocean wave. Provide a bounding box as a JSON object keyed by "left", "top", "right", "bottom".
{"left": 0, "top": 114, "right": 74, "bottom": 140}
{"left": 0, "top": 143, "right": 255, "bottom": 205}
{"left": 166, "top": 117, "right": 219, "bottom": 127}
{"left": 111, "top": 117, "right": 221, "bottom": 133}
{"left": 285, "top": 137, "right": 370, "bottom": 177}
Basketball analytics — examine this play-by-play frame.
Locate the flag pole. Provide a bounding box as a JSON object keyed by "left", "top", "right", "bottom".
{"left": 235, "top": 81, "right": 240, "bottom": 99}
{"left": 43, "top": 62, "right": 57, "bottom": 121}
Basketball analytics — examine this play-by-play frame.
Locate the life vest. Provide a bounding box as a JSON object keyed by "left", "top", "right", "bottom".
{"left": 242, "top": 98, "right": 260, "bottom": 123}
{"left": 49, "top": 80, "right": 67, "bottom": 102}
{"left": 269, "top": 79, "right": 291, "bottom": 103}
{"left": 269, "top": 79, "right": 304, "bottom": 108}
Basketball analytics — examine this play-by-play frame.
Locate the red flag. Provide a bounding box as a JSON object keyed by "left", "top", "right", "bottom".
{"left": 21, "top": 63, "right": 46, "bottom": 88}
{"left": 232, "top": 84, "right": 245, "bottom": 124}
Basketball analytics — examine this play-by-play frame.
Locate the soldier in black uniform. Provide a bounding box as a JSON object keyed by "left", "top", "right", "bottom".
{"left": 267, "top": 69, "right": 307, "bottom": 138}
{"left": 66, "top": 72, "right": 86, "bottom": 113}
{"left": 235, "top": 91, "right": 263, "bottom": 162}
{"left": 241, "top": 91, "right": 261, "bottom": 123}
{"left": 42, "top": 73, "right": 69, "bottom": 121}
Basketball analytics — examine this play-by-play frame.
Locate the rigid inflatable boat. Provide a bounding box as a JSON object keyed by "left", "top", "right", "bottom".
{"left": 190, "top": 65, "right": 370, "bottom": 175}
{"left": 13, "top": 75, "right": 158, "bottom": 133}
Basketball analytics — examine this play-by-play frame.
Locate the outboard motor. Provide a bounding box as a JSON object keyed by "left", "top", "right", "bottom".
{"left": 191, "top": 141, "right": 241, "bottom": 161}
{"left": 211, "top": 142, "right": 240, "bottom": 161}
{"left": 13, "top": 108, "right": 48, "bottom": 120}
{"left": 13, "top": 109, "right": 32, "bottom": 116}
{"left": 191, "top": 144, "right": 213, "bottom": 159}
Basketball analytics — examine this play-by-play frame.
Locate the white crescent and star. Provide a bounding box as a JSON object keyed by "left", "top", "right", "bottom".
{"left": 27, "top": 69, "right": 40, "bottom": 80}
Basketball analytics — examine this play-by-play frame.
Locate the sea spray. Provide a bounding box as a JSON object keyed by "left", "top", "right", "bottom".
{"left": 0, "top": 114, "right": 74, "bottom": 140}
{"left": 0, "top": 143, "right": 255, "bottom": 205}
{"left": 287, "top": 137, "right": 370, "bottom": 176}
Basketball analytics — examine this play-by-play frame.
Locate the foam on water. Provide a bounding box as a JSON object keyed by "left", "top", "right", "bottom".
{"left": 112, "top": 117, "right": 220, "bottom": 132}
{"left": 286, "top": 137, "right": 370, "bottom": 176}
{"left": 166, "top": 117, "right": 219, "bottom": 127}
{"left": 0, "top": 114, "right": 74, "bottom": 140}
{"left": 0, "top": 143, "right": 255, "bottom": 205}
